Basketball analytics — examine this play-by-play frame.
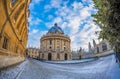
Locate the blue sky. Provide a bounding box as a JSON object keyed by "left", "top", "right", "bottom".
{"left": 27, "top": 0, "right": 100, "bottom": 51}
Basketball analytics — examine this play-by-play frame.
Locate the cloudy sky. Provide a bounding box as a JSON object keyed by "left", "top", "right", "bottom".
{"left": 28, "top": 0, "right": 100, "bottom": 51}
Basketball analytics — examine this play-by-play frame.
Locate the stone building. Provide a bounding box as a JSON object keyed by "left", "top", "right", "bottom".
{"left": 72, "top": 47, "right": 84, "bottom": 60}
{"left": 88, "top": 42, "right": 92, "bottom": 53}
{"left": 85, "top": 39, "right": 113, "bottom": 58}
{"left": 0, "top": 0, "right": 31, "bottom": 69}
{"left": 94, "top": 39, "right": 112, "bottom": 53}
{"left": 40, "top": 23, "right": 71, "bottom": 61}
{"left": 26, "top": 47, "right": 40, "bottom": 59}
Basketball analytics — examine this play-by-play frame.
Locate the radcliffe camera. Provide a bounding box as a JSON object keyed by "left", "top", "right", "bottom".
{"left": 0, "top": 0, "right": 120, "bottom": 79}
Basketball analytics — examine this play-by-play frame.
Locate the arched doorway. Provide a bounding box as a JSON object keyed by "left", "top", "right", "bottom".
{"left": 48, "top": 53, "right": 52, "bottom": 60}
{"left": 65, "top": 54, "right": 67, "bottom": 60}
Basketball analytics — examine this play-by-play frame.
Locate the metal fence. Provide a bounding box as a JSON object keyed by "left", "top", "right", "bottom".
{"left": 115, "top": 52, "right": 120, "bottom": 66}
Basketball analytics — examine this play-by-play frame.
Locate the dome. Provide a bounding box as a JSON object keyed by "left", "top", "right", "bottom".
{"left": 48, "top": 23, "right": 64, "bottom": 34}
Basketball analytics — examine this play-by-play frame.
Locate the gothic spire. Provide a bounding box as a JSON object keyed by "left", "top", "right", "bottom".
{"left": 93, "top": 39, "right": 96, "bottom": 47}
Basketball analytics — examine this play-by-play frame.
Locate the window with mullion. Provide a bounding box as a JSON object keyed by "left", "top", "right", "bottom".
{"left": 12, "top": 0, "right": 16, "bottom": 5}
{"left": 2, "top": 37, "right": 8, "bottom": 49}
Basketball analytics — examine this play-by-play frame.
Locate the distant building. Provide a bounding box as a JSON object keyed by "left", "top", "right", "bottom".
{"left": 88, "top": 42, "right": 92, "bottom": 53}
{"left": 26, "top": 47, "right": 40, "bottom": 59}
{"left": 93, "top": 39, "right": 97, "bottom": 48}
{"left": 94, "top": 39, "right": 112, "bottom": 53}
{"left": 40, "top": 23, "right": 72, "bottom": 61}
{"left": 86, "top": 39, "right": 113, "bottom": 58}
{"left": 72, "top": 47, "right": 84, "bottom": 60}
{"left": 71, "top": 51, "right": 79, "bottom": 60}
{"left": 0, "top": 0, "right": 31, "bottom": 69}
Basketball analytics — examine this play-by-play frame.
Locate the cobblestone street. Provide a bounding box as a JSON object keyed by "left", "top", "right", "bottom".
{"left": 0, "top": 54, "right": 120, "bottom": 79}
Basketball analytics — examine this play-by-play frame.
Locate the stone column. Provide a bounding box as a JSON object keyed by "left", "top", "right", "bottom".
{"left": 54, "top": 38, "right": 55, "bottom": 50}
{"left": 45, "top": 40, "right": 47, "bottom": 50}
{"left": 60, "top": 39, "right": 62, "bottom": 51}
{"left": 69, "top": 41, "right": 70, "bottom": 51}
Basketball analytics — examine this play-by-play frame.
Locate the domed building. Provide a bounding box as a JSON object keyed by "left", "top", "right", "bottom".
{"left": 40, "top": 23, "right": 71, "bottom": 61}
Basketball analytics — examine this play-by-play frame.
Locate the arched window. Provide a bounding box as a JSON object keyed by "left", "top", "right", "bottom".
{"left": 102, "top": 44, "right": 107, "bottom": 51}
{"left": 50, "top": 39, "right": 52, "bottom": 45}
{"left": 12, "top": 0, "right": 16, "bottom": 4}
{"left": 2, "top": 37, "right": 8, "bottom": 49}
{"left": 49, "top": 46, "right": 52, "bottom": 50}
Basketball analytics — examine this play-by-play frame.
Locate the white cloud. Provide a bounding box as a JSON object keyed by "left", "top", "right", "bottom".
{"left": 27, "top": 31, "right": 47, "bottom": 48}
{"left": 44, "top": 0, "right": 98, "bottom": 51}
{"left": 28, "top": 16, "right": 42, "bottom": 26}
{"left": 76, "top": 21, "right": 100, "bottom": 50}
{"left": 44, "top": 5, "right": 51, "bottom": 12}
{"left": 50, "top": 0, "right": 62, "bottom": 8}
{"left": 44, "top": 0, "right": 62, "bottom": 11}
{"left": 29, "top": 0, "right": 99, "bottom": 51}
{"left": 48, "top": 15, "right": 54, "bottom": 20}
{"left": 29, "top": 29, "right": 39, "bottom": 35}
{"left": 29, "top": 0, "right": 43, "bottom": 10}
{"left": 61, "top": 22, "right": 67, "bottom": 29}
{"left": 53, "top": 17, "right": 62, "bottom": 24}
{"left": 79, "top": 7, "right": 90, "bottom": 20}
{"left": 68, "top": 16, "right": 81, "bottom": 35}
{"left": 34, "top": 0, "right": 42, "bottom": 3}
{"left": 72, "top": 1, "right": 83, "bottom": 10}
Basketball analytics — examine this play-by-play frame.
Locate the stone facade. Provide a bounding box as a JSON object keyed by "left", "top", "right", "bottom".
{"left": 26, "top": 47, "right": 40, "bottom": 59}
{"left": 40, "top": 23, "right": 72, "bottom": 61}
{"left": 0, "top": 0, "right": 31, "bottom": 69}
{"left": 84, "top": 39, "right": 113, "bottom": 58}
{"left": 72, "top": 47, "right": 84, "bottom": 60}
{"left": 94, "top": 39, "right": 112, "bottom": 53}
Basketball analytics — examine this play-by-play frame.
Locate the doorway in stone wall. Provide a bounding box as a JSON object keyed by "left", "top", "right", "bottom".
{"left": 65, "top": 54, "right": 67, "bottom": 60}
{"left": 48, "top": 53, "right": 52, "bottom": 60}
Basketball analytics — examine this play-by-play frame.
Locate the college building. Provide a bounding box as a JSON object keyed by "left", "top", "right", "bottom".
{"left": 40, "top": 23, "right": 71, "bottom": 60}
{"left": 26, "top": 47, "right": 40, "bottom": 59}
{"left": 27, "top": 23, "right": 72, "bottom": 61}
{"left": 0, "top": 0, "right": 31, "bottom": 69}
